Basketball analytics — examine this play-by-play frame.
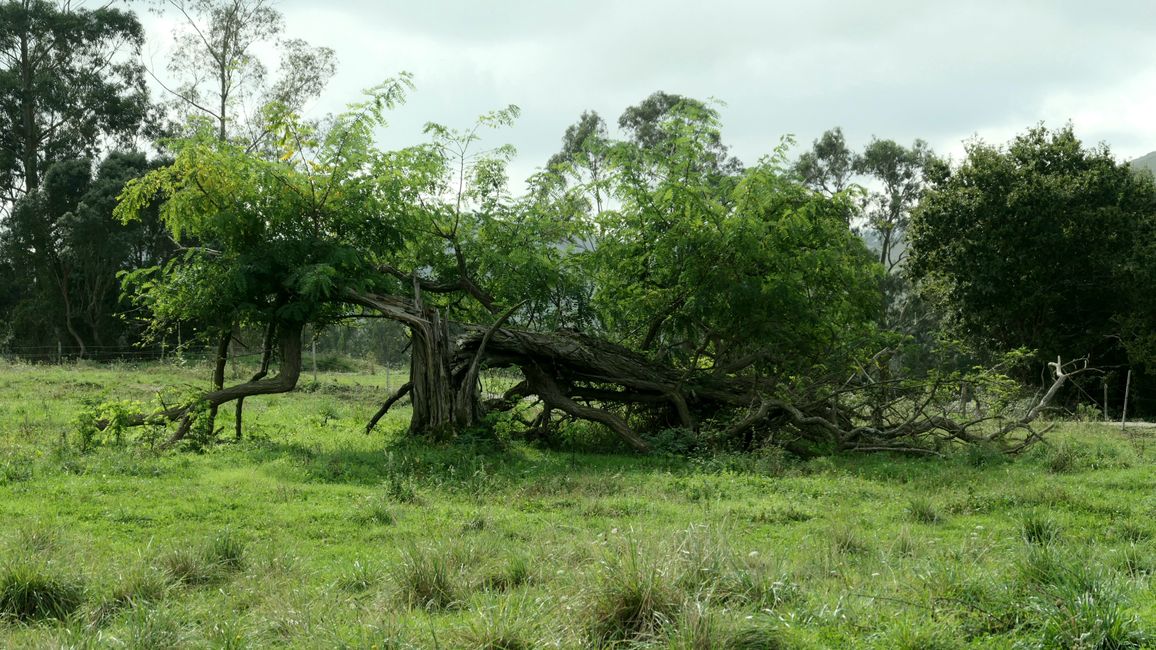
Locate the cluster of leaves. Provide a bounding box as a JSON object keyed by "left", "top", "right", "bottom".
{"left": 909, "top": 125, "right": 1156, "bottom": 371}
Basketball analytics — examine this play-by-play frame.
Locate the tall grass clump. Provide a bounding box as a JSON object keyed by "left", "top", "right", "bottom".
{"left": 0, "top": 560, "right": 85, "bottom": 622}
{"left": 455, "top": 596, "right": 545, "bottom": 650}
{"left": 1018, "top": 552, "right": 1149, "bottom": 650}
{"left": 664, "top": 604, "right": 791, "bottom": 650}
{"left": 1020, "top": 512, "right": 1062, "bottom": 546}
{"left": 156, "top": 529, "right": 246, "bottom": 586}
{"left": 583, "top": 541, "right": 679, "bottom": 646}
{"left": 92, "top": 565, "right": 169, "bottom": 623}
{"left": 674, "top": 525, "right": 796, "bottom": 610}
{"left": 390, "top": 545, "right": 462, "bottom": 611}
{"left": 906, "top": 497, "right": 942, "bottom": 524}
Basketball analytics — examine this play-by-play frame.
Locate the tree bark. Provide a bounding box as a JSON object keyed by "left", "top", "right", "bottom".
{"left": 102, "top": 322, "right": 303, "bottom": 440}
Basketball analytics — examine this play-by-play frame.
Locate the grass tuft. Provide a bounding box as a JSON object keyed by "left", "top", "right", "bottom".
{"left": 1020, "top": 512, "right": 1062, "bottom": 546}
{"left": 456, "top": 595, "right": 543, "bottom": 650}
{"left": 156, "top": 529, "right": 246, "bottom": 586}
{"left": 906, "top": 497, "right": 942, "bottom": 524}
{"left": 481, "top": 553, "right": 533, "bottom": 593}
{"left": 391, "top": 545, "right": 462, "bottom": 611}
{"left": 92, "top": 565, "right": 169, "bottom": 623}
{"left": 829, "top": 524, "right": 871, "bottom": 556}
{"left": 336, "top": 560, "right": 381, "bottom": 593}
{"left": 583, "top": 541, "right": 679, "bottom": 646}
{"left": 0, "top": 560, "right": 85, "bottom": 622}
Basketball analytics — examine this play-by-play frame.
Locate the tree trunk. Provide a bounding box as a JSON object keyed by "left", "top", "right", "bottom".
{"left": 205, "top": 328, "right": 231, "bottom": 435}
{"left": 407, "top": 306, "right": 460, "bottom": 437}
{"left": 103, "top": 321, "right": 304, "bottom": 437}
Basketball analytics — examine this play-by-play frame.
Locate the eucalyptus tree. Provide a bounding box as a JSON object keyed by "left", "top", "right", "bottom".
{"left": 0, "top": 152, "right": 171, "bottom": 356}
{"left": 794, "top": 127, "right": 854, "bottom": 199}
{"left": 154, "top": 0, "right": 336, "bottom": 147}
{"left": 0, "top": 0, "right": 149, "bottom": 203}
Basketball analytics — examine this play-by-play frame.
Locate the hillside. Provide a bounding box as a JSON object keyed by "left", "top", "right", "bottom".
{"left": 1130, "top": 150, "right": 1156, "bottom": 175}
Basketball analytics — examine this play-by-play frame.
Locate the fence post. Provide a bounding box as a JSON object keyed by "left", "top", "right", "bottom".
{"left": 1121, "top": 369, "right": 1132, "bottom": 432}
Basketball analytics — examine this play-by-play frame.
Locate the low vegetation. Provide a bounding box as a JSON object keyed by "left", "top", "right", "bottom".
{"left": 1, "top": 360, "right": 1154, "bottom": 647}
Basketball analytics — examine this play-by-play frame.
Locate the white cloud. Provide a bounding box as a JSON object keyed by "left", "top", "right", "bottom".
{"left": 141, "top": 0, "right": 1156, "bottom": 178}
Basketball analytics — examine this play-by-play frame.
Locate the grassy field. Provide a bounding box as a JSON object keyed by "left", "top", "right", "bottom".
{"left": 0, "top": 360, "right": 1154, "bottom": 648}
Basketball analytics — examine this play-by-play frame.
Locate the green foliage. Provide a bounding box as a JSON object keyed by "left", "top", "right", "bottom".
{"left": 909, "top": 124, "right": 1156, "bottom": 368}
{"left": 116, "top": 77, "right": 418, "bottom": 341}
{"left": 74, "top": 398, "right": 148, "bottom": 450}
{"left": 0, "top": 153, "right": 172, "bottom": 354}
{"left": 591, "top": 105, "right": 882, "bottom": 379}
{"left": 0, "top": 0, "right": 148, "bottom": 198}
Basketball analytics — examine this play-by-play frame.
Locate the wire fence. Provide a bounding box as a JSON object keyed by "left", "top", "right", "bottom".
{"left": 0, "top": 344, "right": 221, "bottom": 364}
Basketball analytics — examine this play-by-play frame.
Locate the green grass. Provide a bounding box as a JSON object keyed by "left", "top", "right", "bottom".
{"left": 0, "top": 358, "right": 1154, "bottom": 647}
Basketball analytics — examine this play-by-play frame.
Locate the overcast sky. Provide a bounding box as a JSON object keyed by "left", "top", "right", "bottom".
{"left": 142, "top": 0, "right": 1156, "bottom": 184}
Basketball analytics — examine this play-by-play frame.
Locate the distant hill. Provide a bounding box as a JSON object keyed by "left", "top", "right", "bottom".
{"left": 1130, "top": 151, "right": 1156, "bottom": 176}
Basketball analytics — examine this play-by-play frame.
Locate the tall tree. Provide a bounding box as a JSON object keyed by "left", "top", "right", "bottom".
{"left": 794, "top": 127, "right": 854, "bottom": 198}
{"left": 854, "top": 138, "right": 935, "bottom": 273}
{"left": 155, "top": 0, "right": 336, "bottom": 147}
{"left": 0, "top": 152, "right": 171, "bottom": 356}
{"left": 546, "top": 110, "right": 610, "bottom": 215}
{"left": 149, "top": 0, "right": 336, "bottom": 431}
{"left": 0, "top": 0, "right": 148, "bottom": 203}
{"left": 908, "top": 125, "right": 1156, "bottom": 365}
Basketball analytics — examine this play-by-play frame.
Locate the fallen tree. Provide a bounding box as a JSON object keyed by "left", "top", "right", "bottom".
{"left": 353, "top": 290, "right": 1080, "bottom": 456}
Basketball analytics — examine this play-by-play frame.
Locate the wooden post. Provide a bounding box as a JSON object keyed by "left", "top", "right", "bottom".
{"left": 1103, "top": 381, "right": 1109, "bottom": 422}
{"left": 1121, "top": 369, "right": 1132, "bottom": 432}
{"left": 312, "top": 339, "right": 318, "bottom": 383}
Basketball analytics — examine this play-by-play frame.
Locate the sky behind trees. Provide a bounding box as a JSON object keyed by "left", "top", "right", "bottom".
{"left": 139, "top": 0, "right": 1156, "bottom": 182}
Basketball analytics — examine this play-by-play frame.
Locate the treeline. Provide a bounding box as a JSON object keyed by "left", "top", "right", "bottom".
{"left": 3, "top": 0, "right": 1156, "bottom": 430}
